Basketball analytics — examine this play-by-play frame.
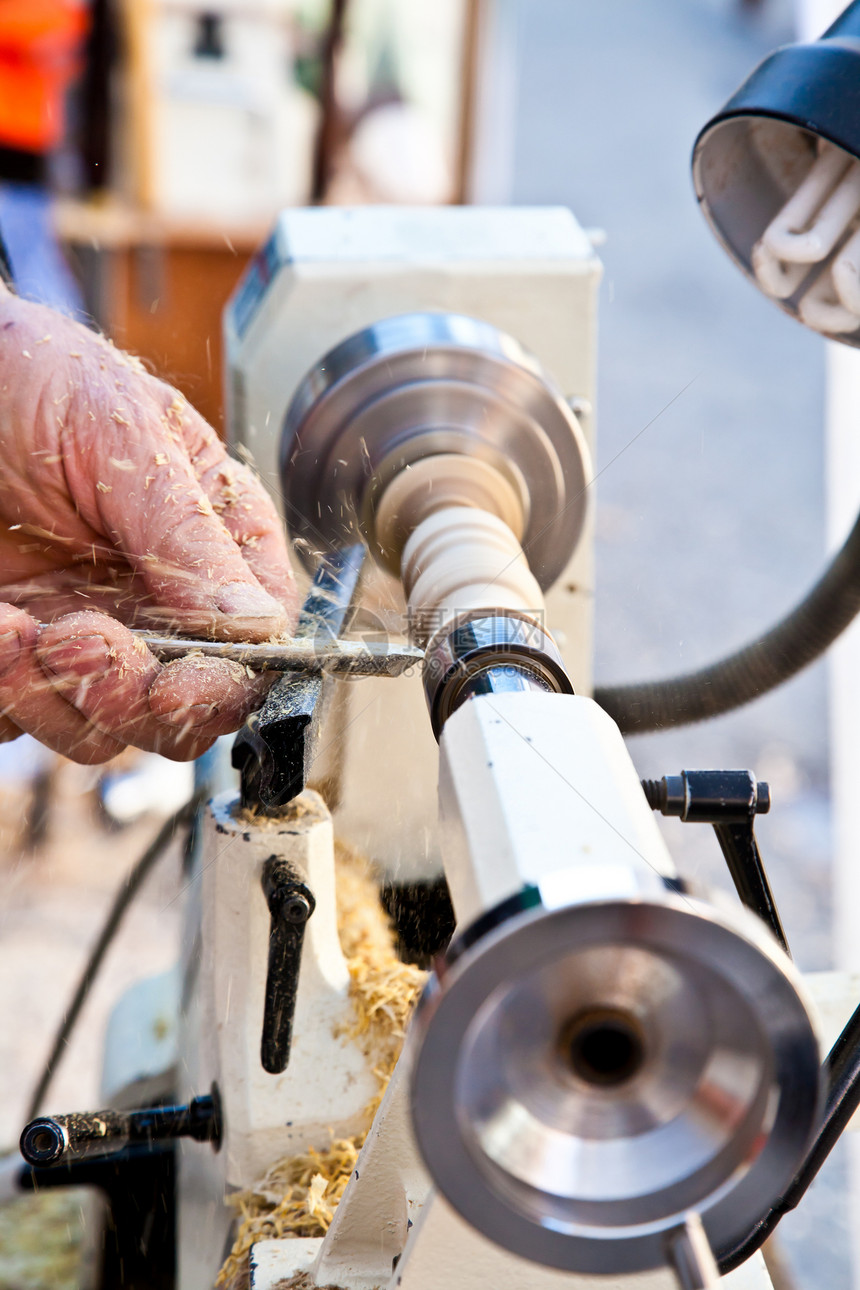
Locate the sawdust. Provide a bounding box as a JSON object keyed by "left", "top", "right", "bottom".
{"left": 216, "top": 841, "right": 426, "bottom": 1289}
{"left": 235, "top": 795, "right": 323, "bottom": 829}
{"left": 0, "top": 1188, "right": 98, "bottom": 1290}
{"left": 272, "top": 1276, "right": 343, "bottom": 1290}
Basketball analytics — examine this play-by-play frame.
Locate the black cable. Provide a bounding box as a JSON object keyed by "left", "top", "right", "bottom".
{"left": 594, "top": 504, "right": 860, "bottom": 732}
{"left": 720, "top": 995, "right": 860, "bottom": 1272}
{"left": 25, "top": 794, "right": 203, "bottom": 1122}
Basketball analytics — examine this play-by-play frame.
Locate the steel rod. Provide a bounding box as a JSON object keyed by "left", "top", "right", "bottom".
{"left": 136, "top": 632, "right": 422, "bottom": 676}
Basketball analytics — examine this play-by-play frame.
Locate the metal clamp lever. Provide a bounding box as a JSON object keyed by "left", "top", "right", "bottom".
{"left": 642, "top": 769, "right": 787, "bottom": 954}
{"left": 260, "top": 857, "right": 315, "bottom": 1074}
{"left": 20, "top": 1091, "right": 221, "bottom": 1165}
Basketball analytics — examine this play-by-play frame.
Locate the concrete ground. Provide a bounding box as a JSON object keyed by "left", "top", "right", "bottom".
{"left": 508, "top": 0, "right": 844, "bottom": 1284}
{"left": 0, "top": 774, "right": 185, "bottom": 1151}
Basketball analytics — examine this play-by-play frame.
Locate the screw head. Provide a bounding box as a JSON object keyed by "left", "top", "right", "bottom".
{"left": 282, "top": 892, "right": 312, "bottom": 923}
{"left": 21, "top": 1119, "right": 66, "bottom": 1164}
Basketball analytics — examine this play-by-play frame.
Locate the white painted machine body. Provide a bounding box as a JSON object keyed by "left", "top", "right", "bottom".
{"left": 198, "top": 791, "right": 376, "bottom": 1186}
{"left": 99, "top": 206, "right": 832, "bottom": 1290}
{"left": 175, "top": 789, "right": 380, "bottom": 1290}
{"left": 224, "top": 206, "right": 601, "bottom": 880}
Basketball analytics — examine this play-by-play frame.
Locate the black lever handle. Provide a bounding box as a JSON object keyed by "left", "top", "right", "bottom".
{"left": 260, "top": 857, "right": 315, "bottom": 1074}
{"left": 20, "top": 1092, "right": 221, "bottom": 1165}
{"left": 642, "top": 769, "right": 788, "bottom": 953}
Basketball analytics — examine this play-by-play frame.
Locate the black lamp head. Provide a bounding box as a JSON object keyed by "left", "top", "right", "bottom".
{"left": 693, "top": 1, "right": 860, "bottom": 344}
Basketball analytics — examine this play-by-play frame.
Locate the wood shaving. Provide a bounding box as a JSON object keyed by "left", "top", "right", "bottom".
{"left": 236, "top": 796, "right": 321, "bottom": 828}
{"left": 306, "top": 1174, "right": 328, "bottom": 1219}
{"left": 11, "top": 522, "right": 71, "bottom": 543}
{"left": 216, "top": 841, "right": 426, "bottom": 1289}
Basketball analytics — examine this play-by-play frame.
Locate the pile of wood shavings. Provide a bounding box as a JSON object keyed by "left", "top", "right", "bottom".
{"left": 216, "top": 840, "right": 426, "bottom": 1289}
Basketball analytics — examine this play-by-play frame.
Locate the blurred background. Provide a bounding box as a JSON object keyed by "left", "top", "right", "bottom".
{"left": 0, "top": 1, "right": 849, "bottom": 1287}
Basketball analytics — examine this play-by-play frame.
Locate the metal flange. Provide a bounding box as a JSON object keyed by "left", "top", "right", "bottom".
{"left": 410, "top": 885, "right": 821, "bottom": 1276}
{"left": 280, "top": 312, "right": 591, "bottom": 590}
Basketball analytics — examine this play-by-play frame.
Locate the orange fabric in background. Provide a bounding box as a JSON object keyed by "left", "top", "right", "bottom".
{"left": 0, "top": 0, "right": 90, "bottom": 153}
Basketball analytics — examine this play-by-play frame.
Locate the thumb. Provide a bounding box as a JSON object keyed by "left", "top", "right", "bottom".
{"left": 94, "top": 450, "right": 289, "bottom": 641}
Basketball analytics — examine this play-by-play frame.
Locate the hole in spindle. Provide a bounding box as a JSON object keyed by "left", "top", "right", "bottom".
{"left": 561, "top": 1009, "right": 645, "bottom": 1087}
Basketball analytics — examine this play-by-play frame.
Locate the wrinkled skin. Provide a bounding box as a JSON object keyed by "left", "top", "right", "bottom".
{"left": 0, "top": 286, "right": 299, "bottom": 763}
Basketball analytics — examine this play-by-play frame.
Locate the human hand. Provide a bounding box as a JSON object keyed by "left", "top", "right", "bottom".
{"left": 0, "top": 288, "right": 299, "bottom": 763}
